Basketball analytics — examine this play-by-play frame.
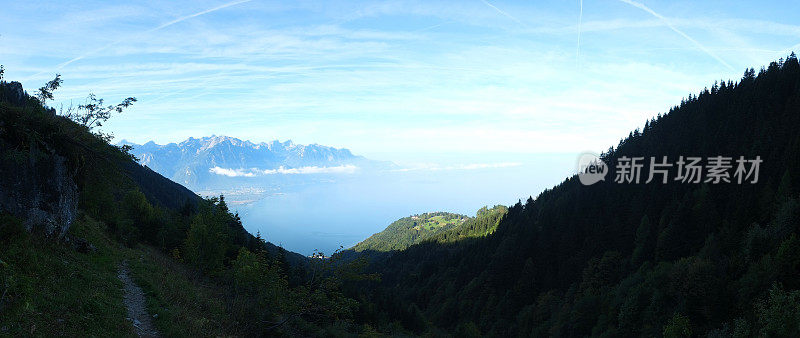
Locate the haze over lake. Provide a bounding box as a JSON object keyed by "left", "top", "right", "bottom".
{"left": 234, "top": 154, "right": 575, "bottom": 255}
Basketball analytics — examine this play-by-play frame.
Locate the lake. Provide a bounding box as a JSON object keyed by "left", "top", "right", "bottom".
{"left": 234, "top": 154, "right": 577, "bottom": 255}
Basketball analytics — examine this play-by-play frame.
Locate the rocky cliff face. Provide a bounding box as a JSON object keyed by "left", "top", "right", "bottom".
{"left": 1, "top": 80, "right": 78, "bottom": 238}
{"left": 0, "top": 145, "right": 78, "bottom": 238}
{"left": 0, "top": 81, "right": 27, "bottom": 106}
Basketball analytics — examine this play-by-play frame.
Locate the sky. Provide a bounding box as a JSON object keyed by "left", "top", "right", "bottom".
{"left": 2, "top": 0, "right": 800, "bottom": 164}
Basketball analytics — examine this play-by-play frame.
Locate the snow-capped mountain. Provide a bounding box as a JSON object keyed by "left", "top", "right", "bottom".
{"left": 120, "top": 136, "right": 392, "bottom": 192}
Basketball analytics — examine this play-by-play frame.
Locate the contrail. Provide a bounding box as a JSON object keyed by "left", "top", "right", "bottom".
{"left": 147, "top": 0, "right": 253, "bottom": 32}
{"left": 480, "top": 0, "right": 529, "bottom": 29}
{"left": 576, "top": 0, "right": 583, "bottom": 69}
{"left": 28, "top": 0, "right": 253, "bottom": 79}
{"left": 618, "top": 0, "right": 735, "bottom": 71}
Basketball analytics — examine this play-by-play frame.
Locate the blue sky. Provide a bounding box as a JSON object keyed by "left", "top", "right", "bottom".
{"left": 2, "top": 0, "right": 800, "bottom": 164}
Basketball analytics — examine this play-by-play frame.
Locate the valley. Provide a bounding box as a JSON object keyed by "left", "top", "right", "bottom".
{"left": 4, "top": 54, "right": 800, "bottom": 337}
{"left": 3, "top": 0, "right": 800, "bottom": 335}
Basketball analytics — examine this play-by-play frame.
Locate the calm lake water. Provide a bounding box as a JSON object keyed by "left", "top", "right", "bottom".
{"left": 235, "top": 154, "right": 576, "bottom": 255}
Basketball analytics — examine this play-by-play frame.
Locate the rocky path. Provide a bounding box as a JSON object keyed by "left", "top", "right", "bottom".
{"left": 118, "top": 261, "right": 160, "bottom": 337}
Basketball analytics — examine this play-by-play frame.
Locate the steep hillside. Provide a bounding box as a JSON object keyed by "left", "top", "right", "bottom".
{"left": 0, "top": 76, "right": 362, "bottom": 336}
{"left": 347, "top": 54, "right": 800, "bottom": 336}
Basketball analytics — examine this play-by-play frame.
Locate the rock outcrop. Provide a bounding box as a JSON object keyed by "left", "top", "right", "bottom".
{"left": 0, "top": 146, "right": 78, "bottom": 238}
{"left": 0, "top": 81, "right": 27, "bottom": 106}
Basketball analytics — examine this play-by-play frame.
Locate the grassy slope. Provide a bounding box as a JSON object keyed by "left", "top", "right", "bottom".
{"left": 0, "top": 78, "right": 303, "bottom": 336}
{"left": 127, "top": 246, "right": 235, "bottom": 337}
{"left": 353, "top": 212, "right": 468, "bottom": 252}
{"left": 0, "top": 215, "right": 131, "bottom": 336}
{"left": 0, "top": 212, "right": 244, "bottom": 337}
{"left": 352, "top": 207, "right": 508, "bottom": 253}
{"left": 428, "top": 205, "right": 508, "bottom": 244}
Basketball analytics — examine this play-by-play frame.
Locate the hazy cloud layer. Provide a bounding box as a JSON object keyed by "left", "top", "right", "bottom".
{"left": 209, "top": 165, "right": 359, "bottom": 177}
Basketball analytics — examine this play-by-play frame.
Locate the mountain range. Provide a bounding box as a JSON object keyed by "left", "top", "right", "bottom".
{"left": 120, "top": 136, "right": 393, "bottom": 194}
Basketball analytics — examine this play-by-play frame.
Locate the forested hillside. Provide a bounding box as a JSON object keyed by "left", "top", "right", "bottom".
{"left": 353, "top": 206, "right": 507, "bottom": 252}
{"left": 430, "top": 206, "right": 508, "bottom": 244}
{"left": 0, "top": 72, "right": 366, "bottom": 336}
{"left": 346, "top": 54, "right": 800, "bottom": 336}
{"left": 353, "top": 212, "right": 468, "bottom": 252}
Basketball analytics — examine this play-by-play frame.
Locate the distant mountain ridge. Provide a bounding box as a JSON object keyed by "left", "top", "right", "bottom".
{"left": 120, "top": 135, "right": 392, "bottom": 191}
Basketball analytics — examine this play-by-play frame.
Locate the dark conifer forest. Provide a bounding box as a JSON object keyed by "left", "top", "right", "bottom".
{"left": 343, "top": 54, "right": 800, "bottom": 336}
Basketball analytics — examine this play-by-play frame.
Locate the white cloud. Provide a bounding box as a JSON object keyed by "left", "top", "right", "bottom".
{"left": 209, "top": 167, "right": 257, "bottom": 177}
{"left": 262, "top": 165, "right": 359, "bottom": 175}
{"left": 209, "top": 165, "right": 359, "bottom": 177}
